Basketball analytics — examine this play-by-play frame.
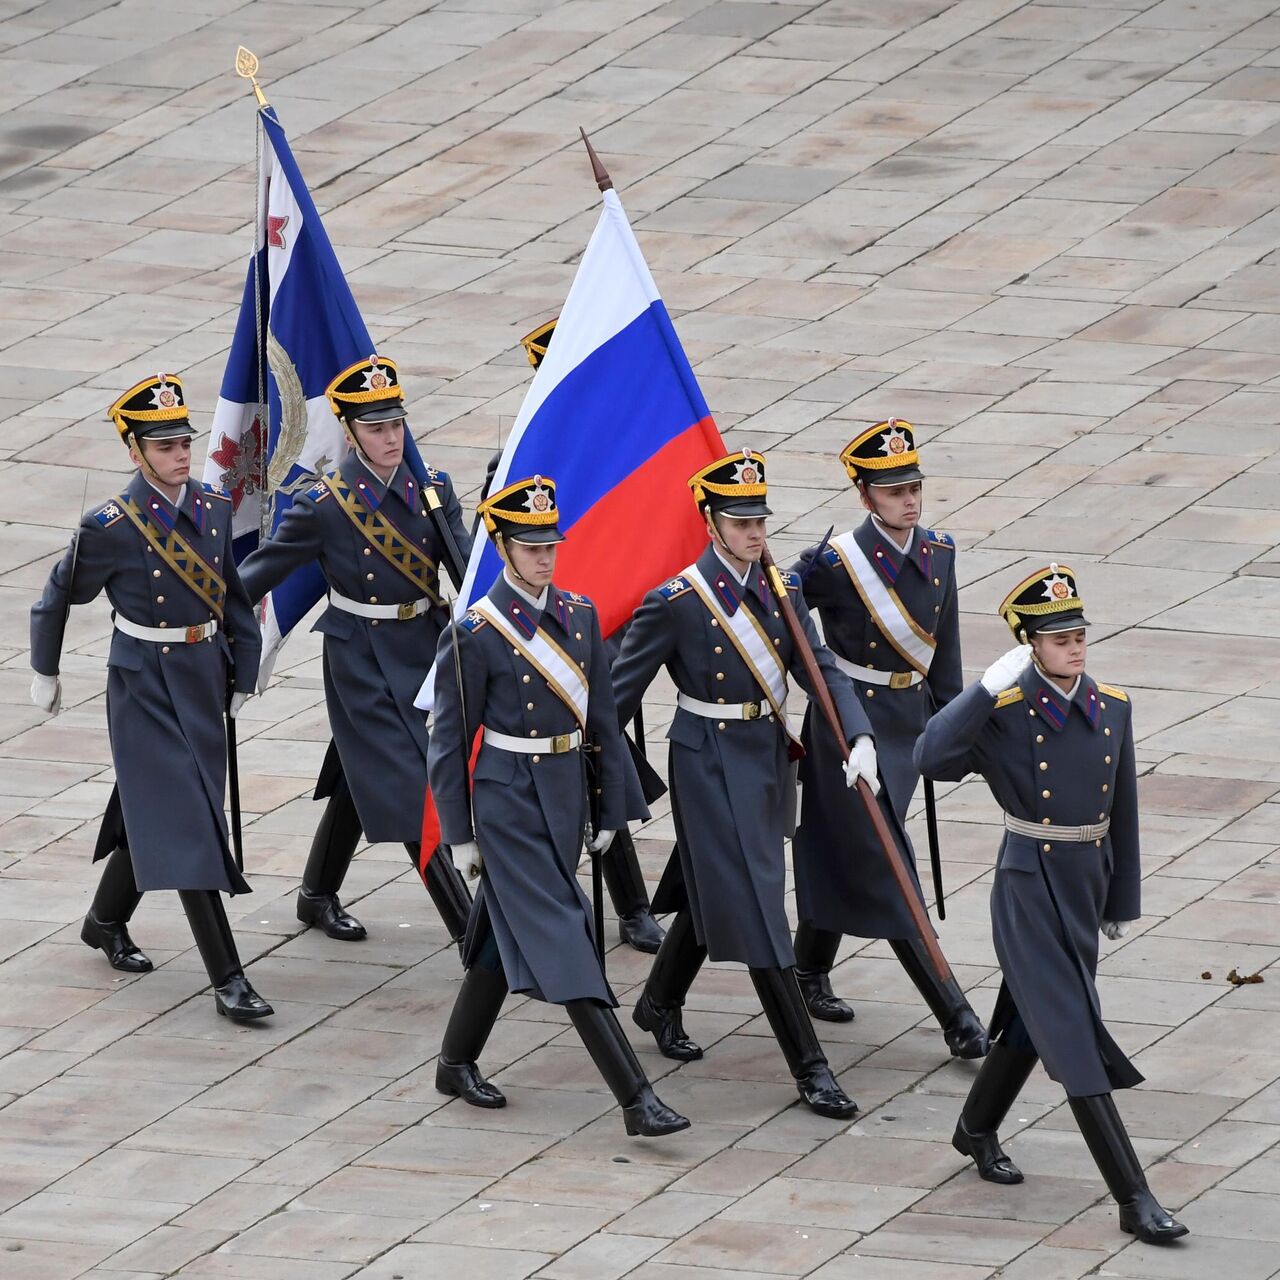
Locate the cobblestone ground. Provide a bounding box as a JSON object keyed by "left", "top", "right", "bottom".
{"left": 1, "top": 1, "right": 1279, "bottom": 1277}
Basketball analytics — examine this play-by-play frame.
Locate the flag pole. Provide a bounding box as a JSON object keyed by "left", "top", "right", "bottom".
{"left": 579, "top": 128, "right": 614, "bottom": 192}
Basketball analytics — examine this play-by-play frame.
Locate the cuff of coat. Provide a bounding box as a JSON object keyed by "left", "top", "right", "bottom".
{"left": 1103, "top": 876, "right": 1140, "bottom": 924}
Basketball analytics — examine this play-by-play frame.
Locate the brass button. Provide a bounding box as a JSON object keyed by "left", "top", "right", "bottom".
{"left": 575, "top": 632, "right": 582, "bottom": 640}
{"left": 1104, "top": 755, "right": 1112, "bottom": 764}
{"left": 1042, "top": 789, "right": 1050, "bottom": 798}
{"left": 1100, "top": 701, "right": 1107, "bottom": 710}
{"left": 1043, "top": 843, "right": 1051, "bottom": 852}
{"left": 211, "top": 528, "right": 217, "bottom": 536}
{"left": 364, "top": 548, "right": 371, "bottom": 556}
{"left": 152, "top": 569, "right": 161, "bottom": 578}
{"left": 869, "top": 641, "right": 877, "bottom": 649}
{"left": 156, "top": 595, "right": 165, "bottom": 603}
{"left": 366, "top": 572, "right": 374, "bottom": 581}
{"left": 934, "top": 605, "right": 940, "bottom": 614}
{"left": 161, "top": 645, "right": 170, "bottom": 654}
{"left": 933, "top": 577, "right": 940, "bottom": 586}
{"left": 1099, "top": 812, "right": 1105, "bottom": 820}
{"left": 1095, "top": 839, "right": 1103, "bottom": 847}
{"left": 717, "top": 697, "right": 725, "bottom": 704}
{"left": 146, "top": 546, "right": 153, "bottom": 553}
{"left": 1036, "top": 734, "right": 1044, "bottom": 744}
{"left": 158, "top": 621, "right": 167, "bottom": 629}
{"left": 522, "top": 675, "right": 531, "bottom": 684}
{"left": 532, "top": 754, "right": 540, "bottom": 763}
{"left": 710, "top": 619, "right": 719, "bottom": 628}
{"left": 1039, "top": 761, "right": 1048, "bottom": 771}
{"left": 867, "top": 662, "right": 875, "bottom": 670}
{"left": 773, "top": 638, "right": 781, "bottom": 647}
{"left": 1102, "top": 783, "right": 1109, "bottom": 793}
{"left": 1029, "top": 709, "right": 1036, "bottom": 717}
{"left": 512, "top": 647, "right": 520, "bottom": 656}
{"left": 370, "top": 596, "right": 378, "bottom": 603}
{"left": 773, "top": 610, "right": 780, "bottom": 618}
{"left": 526, "top": 702, "right": 534, "bottom": 710}
{"left": 714, "top": 646, "right": 723, "bottom": 654}
{"left": 1042, "top": 818, "right": 1051, "bottom": 825}
{"left": 715, "top": 672, "right": 724, "bottom": 681}
{"left": 1105, "top": 727, "right": 1111, "bottom": 736}
{"left": 371, "top": 620, "right": 379, "bottom": 626}
{"left": 717, "top": 721, "right": 726, "bottom": 730}
{"left": 529, "top": 730, "right": 537, "bottom": 737}
{"left": 866, "top": 689, "right": 875, "bottom": 698}
{"left": 214, "top": 556, "right": 219, "bottom": 564}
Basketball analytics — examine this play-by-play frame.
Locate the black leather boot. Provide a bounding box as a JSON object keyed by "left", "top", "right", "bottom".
{"left": 406, "top": 842, "right": 472, "bottom": 943}
{"left": 952, "top": 1037, "right": 1038, "bottom": 1183}
{"left": 82, "top": 846, "right": 152, "bottom": 973}
{"left": 1070, "top": 1094, "right": 1188, "bottom": 1244}
{"left": 602, "top": 828, "right": 665, "bottom": 953}
{"left": 633, "top": 908, "right": 706, "bottom": 1061}
{"left": 567, "top": 1000, "right": 689, "bottom": 1137}
{"left": 436, "top": 965, "right": 508, "bottom": 1108}
{"left": 750, "top": 967, "right": 857, "bottom": 1119}
{"left": 794, "top": 921, "right": 853, "bottom": 1022}
{"left": 179, "top": 891, "right": 273, "bottom": 1022}
{"left": 890, "top": 937, "right": 989, "bottom": 1059}
{"left": 297, "top": 785, "right": 366, "bottom": 941}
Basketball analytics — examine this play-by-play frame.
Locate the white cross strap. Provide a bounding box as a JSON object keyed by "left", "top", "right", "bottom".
{"left": 471, "top": 599, "right": 589, "bottom": 729}
{"left": 830, "top": 530, "right": 937, "bottom": 676}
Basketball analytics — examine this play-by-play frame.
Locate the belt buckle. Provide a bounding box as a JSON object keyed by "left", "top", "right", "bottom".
{"left": 551, "top": 733, "right": 573, "bottom": 754}
{"left": 397, "top": 601, "right": 417, "bottom": 621}
{"left": 743, "top": 702, "right": 761, "bottom": 720}
{"left": 184, "top": 624, "right": 203, "bottom": 644}
{"left": 889, "top": 671, "right": 913, "bottom": 690}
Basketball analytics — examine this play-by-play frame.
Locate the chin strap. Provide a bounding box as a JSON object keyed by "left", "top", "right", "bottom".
{"left": 494, "top": 532, "right": 542, "bottom": 594}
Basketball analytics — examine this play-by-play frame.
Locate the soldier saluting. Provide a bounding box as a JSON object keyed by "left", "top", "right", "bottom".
{"left": 427, "top": 476, "right": 688, "bottom": 1138}
{"left": 789, "top": 420, "right": 986, "bottom": 1059}
{"left": 916, "top": 565, "right": 1187, "bottom": 1245}
{"left": 613, "top": 450, "right": 873, "bottom": 1120}
{"left": 29, "top": 375, "right": 272, "bottom": 1021}
{"left": 237, "top": 355, "right": 472, "bottom": 945}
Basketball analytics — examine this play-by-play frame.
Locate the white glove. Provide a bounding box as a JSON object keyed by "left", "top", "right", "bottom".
{"left": 844, "top": 734, "right": 879, "bottom": 795}
{"left": 586, "top": 828, "right": 615, "bottom": 854}
{"left": 981, "top": 644, "right": 1033, "bottom": 696}
{"left": 451, "top": 840, "right": 482, "bottom": 879}
{"left": 1101, "top": 919, "right": 1132, "bottom": 941}
{"left": 228, "top": 692, "right": 249, "bottom": 719}
{"left": 31, "top": 673, "right": 61, "bottom": 715}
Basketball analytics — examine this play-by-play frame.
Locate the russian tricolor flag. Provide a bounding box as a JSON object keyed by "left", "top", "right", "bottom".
{"left": 456, "top": 186, "right": 724, "bottom": 639}
{"left": 203, "top": 102, "right": 432, "bottom": 680}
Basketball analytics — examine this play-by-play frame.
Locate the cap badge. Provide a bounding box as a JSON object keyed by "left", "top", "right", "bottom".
{"left": 1043, "top": 572, "right": 1071, "bottom": 602}
{"left": 733, "top": 457, "right": 759, "bottom": 486}
{"left": 525, "top": 475, "right": 551, "bottom": 514}
{"left": 152, "top": 376, "right": 178, "bottom": 410}
{"left": 363, "top": 357, "right": 389, "bottom": 391}
{"left": 880, "top": 426, "right": 908, "bottom": 456}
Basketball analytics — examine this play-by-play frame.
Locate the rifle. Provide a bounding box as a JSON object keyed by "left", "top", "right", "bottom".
{"left": 923, "top": 779, "right": 945, "bottom": 920}
{"left": 759, "top": 546, "right": 952, "bottom": 984}
{"left": 585, "top": 734, "right": 606, "bottom": 966}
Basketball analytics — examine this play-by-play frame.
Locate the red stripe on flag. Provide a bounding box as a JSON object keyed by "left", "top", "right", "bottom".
{"left": 556, "top": 418, "right": 722, "bottom": 637}
{"left": 419, "top": 729, "right": 484, "bottom": 876}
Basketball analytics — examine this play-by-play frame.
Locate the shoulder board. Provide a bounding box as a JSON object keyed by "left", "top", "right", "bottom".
{"left": 200, "top": 482, "right": 231, "bottom": 503}
{"left": 994, "top": 687, "right": 1024, "bottom": 709}
{"left": 780, "top": 570, "right": 801, "bottom": 591}
{"left": 308, "top": 479, "right": 332, "bottom": 502}
{"left": 92, "top": 498, "right": 127, "bottom": 528}
{"left": 658, "top": 576, "right": 690, "bottom": 601}
{"left": 423, "top": 465, "right": 448, "bottom": 489}
{"left": 459, "top": 610, "right": 488, "bottom": 634}
{"left": 1097, "top": 683, "right": 1128, "bottom": 703}
{"left": 926, "top": 529, "right": 955, "bottom": 549}
{"left": 822, "top": 546, "right": 840, "bottom": 566}
{"left": 564, "top": 590, "right": 593, "bottom": 608}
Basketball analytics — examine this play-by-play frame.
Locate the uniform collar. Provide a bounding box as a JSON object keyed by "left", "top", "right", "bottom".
{"left": 131, "top": 473, "right": 204, "bottom": 533}
{"left": 343, "top": 452, "right": 417, "bottom": 513}
{"left": 489, "top": 572, "right": 543, "bottom": 639}
{"left": 699, "top": 543, "right": 770, "bottom": 614}
{"left": 1020, "top": 667, "right": 1099, "bottom": 732}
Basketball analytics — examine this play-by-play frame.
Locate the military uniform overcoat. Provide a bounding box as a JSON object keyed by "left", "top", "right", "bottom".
{"left": 30, "top": 473, "right": 260, "bottom": 894}
{"left": 238, "top": 453, "right": 470, "bottom": 844}
{"left": 612, "top": 544, "right": 869, "bottom": 969}
{"left": 914, "top": 668, "right": 1143, "bottom": 1097}
{"left": 792, "top": 518, "right": 961, "bottom": 938}
{"left": 428, "top": 576, "right": 630, "bottom": 1005}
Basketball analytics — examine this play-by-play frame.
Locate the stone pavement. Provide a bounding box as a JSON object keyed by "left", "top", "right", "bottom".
{"left": 1, "top": 0, "right": 1279, "bottom": 1275}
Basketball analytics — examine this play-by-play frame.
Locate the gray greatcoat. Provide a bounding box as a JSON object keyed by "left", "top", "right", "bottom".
{"left": 238, "top": 452, "right": 470, "bottom": 844}
{"left": 428, "top": 576, "right": 631, "bottom": 1005}
{"left": 914, "top": 668, "right": 1143, "bottom": 1097}
{"left": 792, "top": 518, "right": 962, "bottom": 938}
{"left": 612, "top": 544, "right": 869, "bottom": 969}
{"left": 30, "top": 472, "right": 261, "bottom": 894}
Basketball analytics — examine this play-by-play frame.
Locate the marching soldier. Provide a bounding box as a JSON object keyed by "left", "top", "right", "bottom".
{"left": 427, "top": 475, "right": 688, "bottom": 1138}
{"left": 518, "top": 318, "right": 665, "bottom": 954}
{"left": 237, "top": 355, "right": 472, "bottom": 944}
{"left": 613, "top": 450, "right": 874, "bottom": 1120}
{"left": 916, "top": 565, "right": 1187, "bottom": 1245}
{"left": 30, "top": 375, "right": 272, "bottom": 1021}
{"left": 790, "top": 420, "right": 986, "bottom": 1059}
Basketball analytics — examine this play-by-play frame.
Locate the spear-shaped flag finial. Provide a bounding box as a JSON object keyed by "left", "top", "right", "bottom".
{"left": 579, "top": 128, "right": 613, "bottom": 193}
{"left": 235, "top": 46, "right": 269, "bottom": 108}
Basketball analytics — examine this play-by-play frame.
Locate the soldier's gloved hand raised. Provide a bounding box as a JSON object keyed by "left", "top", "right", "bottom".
{"left": 31, "top": 673, "right": 62, "bottom": 715}
{"left": 1100, "top": 919, "right": 1132, "bottom": 941}
{"left": 228, "top": 692, "right": 250, "bottom": 719}
{"left": 844, "top": 735, "right": 879, "bottom": 795}
{"left": 451, "top": 841, "right": 482, "bottom": 880}
{"left": 980, "top": 644, "right": 1033, "bottom": 696}
{"left": 586, "top": 828, "right": 615, "bottom": 854}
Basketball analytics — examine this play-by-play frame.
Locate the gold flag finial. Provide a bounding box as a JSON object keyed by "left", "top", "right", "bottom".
{"left": 235, "top": 46, "right": 268, "bottom": 107}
